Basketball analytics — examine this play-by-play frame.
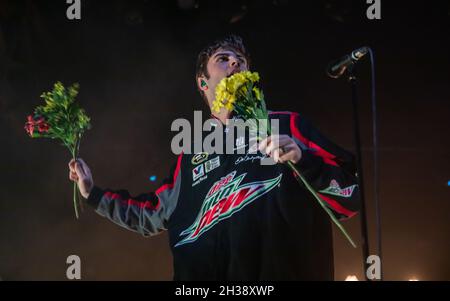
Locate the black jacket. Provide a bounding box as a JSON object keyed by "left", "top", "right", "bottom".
{"left": 86, "top": 111, "right": 360, "bottom": 280}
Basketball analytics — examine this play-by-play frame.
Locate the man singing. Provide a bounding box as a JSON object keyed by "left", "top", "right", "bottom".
{"left": 69, "top": 35, "right": 360, "bottom": 280}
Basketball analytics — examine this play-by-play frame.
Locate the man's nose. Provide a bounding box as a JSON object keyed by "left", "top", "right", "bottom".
{"left": 229, "top": 57, "right": 240, "bottom": 68}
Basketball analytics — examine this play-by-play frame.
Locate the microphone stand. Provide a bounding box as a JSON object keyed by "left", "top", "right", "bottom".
{"left": 347, "top": 64, "right": 371, "bottom": 281}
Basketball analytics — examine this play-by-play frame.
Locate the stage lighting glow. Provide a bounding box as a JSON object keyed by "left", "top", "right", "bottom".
{"left": 409, "top": 278, "right": 419, "bottom": 281}
{"left": 149, "top": 175, "right": 157, "bottom": 182}
{"left": 345, "top": 275, "right": 359, "bottom": 281}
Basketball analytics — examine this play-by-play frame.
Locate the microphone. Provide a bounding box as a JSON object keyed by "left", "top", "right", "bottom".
{"left": 326, "top": 47, "right": 370, "bottom": 78}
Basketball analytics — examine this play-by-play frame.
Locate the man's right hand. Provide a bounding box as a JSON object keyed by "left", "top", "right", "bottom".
{"left": 68, "top": 158, "right": 94, "bottom": 199}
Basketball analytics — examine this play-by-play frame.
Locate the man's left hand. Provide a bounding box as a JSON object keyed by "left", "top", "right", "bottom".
{"left": 258, "top": 135, "right": 302, "bottom": 164}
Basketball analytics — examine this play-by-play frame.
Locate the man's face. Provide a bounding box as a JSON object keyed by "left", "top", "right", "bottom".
{"left": 198, "top": 48, "right": 249, "bottom": 108}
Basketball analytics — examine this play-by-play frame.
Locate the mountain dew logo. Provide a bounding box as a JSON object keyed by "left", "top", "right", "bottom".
{"left": 175, "top": 171, "right": 282, "bottom": 247}
{"left": 319, "top": 179, "right": 356, "bottom": 198}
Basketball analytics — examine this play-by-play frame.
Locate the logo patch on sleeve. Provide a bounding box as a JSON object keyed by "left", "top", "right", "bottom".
{"left": 205, "top": 156, "right": 220, "bottom": 173}
{"left": 192, "top": 164, "right": 205, "bottom": 181}
{"left": 192, "top": 152, "right": 208, "bottom": 165}
{"left": 319, "top": 179, "right": 357, "bottom": 198}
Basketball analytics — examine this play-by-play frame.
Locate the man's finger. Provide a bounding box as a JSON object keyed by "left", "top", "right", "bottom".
{"left": 279, "top": 146, "right": 302, "bottom": 164}
{"left": 258, "top": 136, "right": 270, "bottom": 153}
{"left": 266, "top": 139, "right": 280, "bottom": 155}
{"left": 77, "top": 158, "right": 91, "bottom": 176}
{"left": 278, "top": 150, "right": 293, "bottom": 163}
{"left": 69, "top": 172, "right": 79, "bottom": 181}
{"left": 273, "top": 149, "right": 281, "bottom": 163}
{"left": 68, "top": 160, "right": 76, "bottom": 171}
{"left": 75, "top": 162, "right": 87, "bottom": 178}
{"left": 68, "top": 159, "right": 75, "bottom": 167}
{"left": 276, "top": 136, "right": 294, "bottom": 149}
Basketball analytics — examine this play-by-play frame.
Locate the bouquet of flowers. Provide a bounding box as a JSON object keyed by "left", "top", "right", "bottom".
{"left": 24, "top": 82, "right": 91, "bottom": 219}
{"left": 212, "top": 71, "right": 356, "bottom": 248}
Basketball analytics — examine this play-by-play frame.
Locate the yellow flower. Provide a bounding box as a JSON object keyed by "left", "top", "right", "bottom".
{"left": 212, "top": 100, "right": 223, "bottom": 113}
{"left": 212, "top": 71, "right": 261, "bottom": 113}
{"left": 225, "top": 101, "right": 234, "bottom": 111}
{"left": 248, "top": 72, "right": 260, "bottom": 82}
{"left": 215, "top": 90, "right": 224, "bottom": 103}
{"left": 215, "top": 79, "right": 232, "bottom": 101}
{"left": 253, "top": 87, "right": 262, "bottom": 101}
{"left": 227, "top": 94, "right": 236, "bottom": 105}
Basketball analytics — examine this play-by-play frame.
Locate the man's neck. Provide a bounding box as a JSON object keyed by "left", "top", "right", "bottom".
{"left": 211, "top": 108, "right": 232, "bottom": 125}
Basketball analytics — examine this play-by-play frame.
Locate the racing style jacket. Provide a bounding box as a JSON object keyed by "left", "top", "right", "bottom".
{"left": 86, "top": 111, "right": 360, "bottom": 280}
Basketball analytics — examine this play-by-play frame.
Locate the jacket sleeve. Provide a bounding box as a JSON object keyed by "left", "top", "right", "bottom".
{"left": 289, "top": 112, "right": 360, "bottom": 220}
{"left": 85, "top": 153, "right": 183, "bottom": 236}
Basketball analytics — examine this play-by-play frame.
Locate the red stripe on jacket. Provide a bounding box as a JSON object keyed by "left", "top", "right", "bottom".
{"left": 318, "top": 193, "right": 357, "bottom": 218}
{"left": 282, "top": 112, "right": 340, "bottom": 167}
{"left": 104, "top": 191, "right": 161, "bottom": 210}
{"left": 155, "top": 152, "right": 183, "bottom": 196}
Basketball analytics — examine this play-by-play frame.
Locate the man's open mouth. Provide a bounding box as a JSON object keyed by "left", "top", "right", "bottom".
{"left": 227, "top": 68, "right": 242, "bottom": 78}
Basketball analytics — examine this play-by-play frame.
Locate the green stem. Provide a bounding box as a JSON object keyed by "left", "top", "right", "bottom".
{"left": 71, "top": 145, "right": 79, "bottom": 219}
{"left": 73, "top": 179, "right": 79, "bottom": 219}
{"left": 75, "top": 134, "right": 84, "bottom": 213}
{"left": 286, "top": 161, "right": 356, "bottom": 248}
{"left": 233, "top": 98, "right": 356, "bottom": 248}
{"left": 264, "top": 110, "right": 355, "bottom": 247}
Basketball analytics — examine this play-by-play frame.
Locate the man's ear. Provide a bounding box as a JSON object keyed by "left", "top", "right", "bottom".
{"left": 197, "top": 77, "right": 208, "bottom": 91}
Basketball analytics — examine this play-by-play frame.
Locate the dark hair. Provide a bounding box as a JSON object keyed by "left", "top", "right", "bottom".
{"left": 195, "top": 34, "right": 251, "bottom": 104}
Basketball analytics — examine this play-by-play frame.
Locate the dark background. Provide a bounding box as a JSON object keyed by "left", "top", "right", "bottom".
{"left": 0, "top": 0, "right": 449, "bottom": 280}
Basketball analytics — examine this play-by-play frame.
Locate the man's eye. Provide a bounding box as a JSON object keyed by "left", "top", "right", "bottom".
{"left": 218, "top": 57, "right": 227, "bottom": 62}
